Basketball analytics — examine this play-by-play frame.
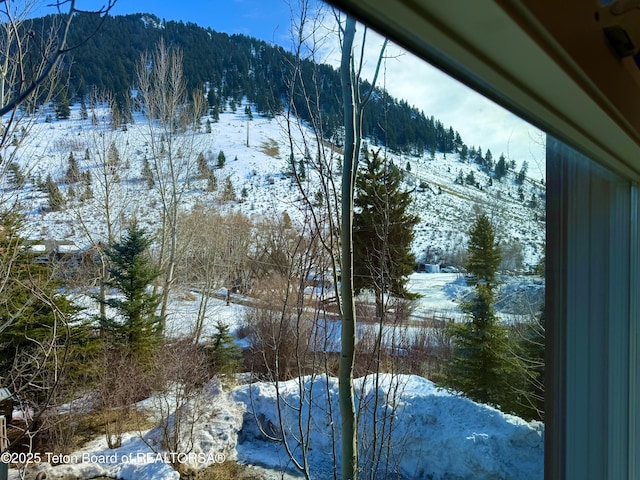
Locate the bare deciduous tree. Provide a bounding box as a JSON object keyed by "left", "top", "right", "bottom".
{"left": 136, "top": 39, "right": 205, "bottom": 328}
{"left": 176, "top": 207, "right": 252, "bottom": 341}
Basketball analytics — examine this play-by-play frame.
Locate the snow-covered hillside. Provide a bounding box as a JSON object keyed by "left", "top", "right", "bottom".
{"left": 1, "top": 104, "right": 545, "bottom": 273}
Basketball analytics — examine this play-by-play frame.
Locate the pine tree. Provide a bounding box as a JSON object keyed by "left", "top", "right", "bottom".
{"left": 353, "top": 149, "right": 419, "bottom": 318}
{"left": 207, "top": 170, "right": 218, "bottom": 192}
{"left": 107, "top": 141, "right": 120, "bottom": 167}
{"left": 221, "top": 176, "right": 235, "bottom": 201}
{"left": 494, "top": 154, "right": 507, "bottom": 181}
{"left": 0, "top": 212, "right": 83, "bottom": 391}
{"left": 210, "top": 321, "right": 242, "bottom": 375}
{"left": 55, "top": 92, "right": 71, "bottom": 120}
{"left": 45, "top": 174, "right": 65, "bottom": 211}
{"left": 217, "top": 150, "right": 226, "bottom": 168}
{"left": 516, "top": 161, "right": 528, "bottom": 185}
{"left": 197, "top": 152, "right": 209, "bottom": 179}
{"left": 445, "top": 214, "right": 525, "bottom": 413}
{"left": 65, "top": 151, "right": 80, "bottom": 183}
{"left": 141, "top": 157, "right": 154, "bottom": 189}
{"left": 7, "top": 162, "right": 25, "bottom": 189}
{"left": 79, "top": 100, "right": 88, "bottom": 120}
{"left": 465, "top": 214, "right": 501, "bottom": 286}
{"left": 102, "top": 224, "right": 162, "bottom": 360}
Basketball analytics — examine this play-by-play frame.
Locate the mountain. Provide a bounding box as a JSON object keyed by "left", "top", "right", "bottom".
{"left": 27, "top": 12, "right": 468, "bottom": 157}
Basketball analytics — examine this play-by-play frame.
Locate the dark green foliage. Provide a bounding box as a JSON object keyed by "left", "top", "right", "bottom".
{"left": 516, "top": 161, "right": 528, "bottom": 185}
{"left": 197, "top": 152, "right": 209, "bottom": 179}
{"left": 210, "top": 321, "right": 242, "bottom": 375}
{"left": 102, "top": 224, "right": 162, "bottom": 359}
{"left": 45, "top": 174, "right": 65, "bottom": 211}
{"left": 79, "top": 100, "right": 88, "bottom": 120}
{"left": 446, "top": 214, "right": 525, "bottom": 414}
{"left": 494, "top": 154, "right": 507, "bottom": 181}
{"left": 465, "top": 170, "right": 476, "bottom": 187}
{"left": 0, "top": 213, "right": 83, "bottom": 392}
{"left": 217, "top": 150, "right": 226, "bottom": 168}
{"left": 7, "top": 162, "right": 25, "bottom": 189}
{"left": 55, "top": 92, "right": 71, "bottom": 120}
{"left": 465, "top": 214, "right": 501, "bottom": 285}
{"left": 65, "top": 151, "right": 80, "bottom": 183}
{"left": 446, "top": 284, "right": 522, "bottom": 410}
{"left": 221, "top": 176, "right": 235, "bottom": 201}
{"left": 459, "top": 144, "right": 468, "bottom": 163}
{"left": 107, "top": 141, "right": 120, "bottom": 167}
{"left": 353, "top": 150, "right": 419, "bottom": 317}
{"left": 24, "top": 12, "right": 473, "bottom": 155}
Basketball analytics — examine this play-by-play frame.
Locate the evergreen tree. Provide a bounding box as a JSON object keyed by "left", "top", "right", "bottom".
{"left": 107, "top": 141, "right": 120, "bottom": 167}
{"left": 102, "top": 224, "right": 162, "bottom": 359}
{"left": 494, "top": 154, "right": 507, "bottom": 181}
{"left": 141, "top": 157, "right": 154, "bottom": 189}
{"left": 197, "top": 152, "right": 209, "bottom": 179}
{"left": 7, "top": 162, "right": 25, "bottom": 189}
{"left": 210, "top": 105, "right": 219, "bottom": 122}
{"left": 221, "top": 176, "right": 235, "bottom": 201}
{"left": 465, "top": 170, "right": 476, "bottom": 187}
{"left": 210, "top": 321, "right": 242, "bottom": 375}
{"left": 45, "top": 174, "right": 65, "bottom": 211}
{"left": 0, "top": 212, "right": 83, "bottom": 393}
{"left": 353, "top": 150, "right": 419, "bottom": 318}
{"left": 79, "top": 99, "right": 88, "bottom": 120}
{"left": 445, "top": 214, "right": 524, "bottom": 413}
{"left": 484, "top": 148, "right": 493, "bottom": 171}
{"left": 65, "top": 151, "right": 80, "bottom": 183}
{"left": 207, "top": 170, "right": 218, "bottom": 192}
{"left": 465, "top": 214, "right": 501, "bottom": 286}
{"left": 217, "top": 150, "right": 226, "bottom": 168}
{"left": 459, "top": 144, "right": 468, "bottom": 163}
{"left": 55, "top": 92, "right": 71, "bottom": 120}
{"left": 516, "top": 161, "right": 528, "bottom": 185}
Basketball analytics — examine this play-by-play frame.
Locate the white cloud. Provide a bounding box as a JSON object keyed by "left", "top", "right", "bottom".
{"left": 313, "top": 16, "right": 546, "bottom": 179}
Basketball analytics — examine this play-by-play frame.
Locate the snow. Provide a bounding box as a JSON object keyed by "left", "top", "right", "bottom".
{"left": 4, "top": 104, "right": 544, "bottom": 479}
{"left": 26, "top": 375, "right": 542, "bottom": 480}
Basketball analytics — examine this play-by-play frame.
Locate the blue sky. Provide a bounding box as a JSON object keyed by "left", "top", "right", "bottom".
{"left": 70, "top": 0, "right": 294, "bottom": 44}
{"left": 50, "top": 0, "right": 545, "bottom": 176}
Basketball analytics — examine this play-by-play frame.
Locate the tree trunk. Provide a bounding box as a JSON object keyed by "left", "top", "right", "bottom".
{"left": 339, "top": 15, "right": 358, "bottom": 480}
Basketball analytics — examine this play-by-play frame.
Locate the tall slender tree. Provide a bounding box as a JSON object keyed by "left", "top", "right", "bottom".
{"left": 353, "top": 149, "right": 418, "bottom": 318}
{"left": 136, "top": 39, "right": 205, "bottom": 326}
{"left": 446, "top": 213, "right": 524, "bottom": 412}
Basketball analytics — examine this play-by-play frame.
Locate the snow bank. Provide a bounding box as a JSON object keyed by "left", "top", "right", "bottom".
{"left": 28, "top": 375, "right": 542, "bottom": 480}
{"left": 232, "top": 374, "right": 543, "bottom": 479}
